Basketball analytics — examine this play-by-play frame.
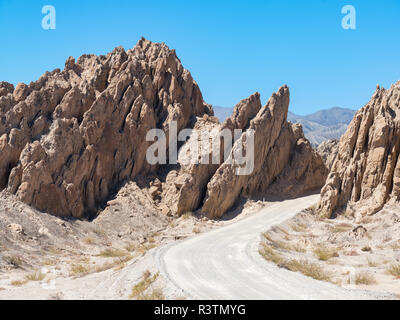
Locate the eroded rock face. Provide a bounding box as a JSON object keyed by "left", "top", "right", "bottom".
{"left": 318, "top": 82, "right": 400, "bottom": 218}
{"left": 0, "top": 38, "right": 212, "bottom": 217}
{"left": 133, "top": 87, "right": 326, "bottom": 219}
{"left": 174, "top": 93, "right": 262, "bottom": 216}
{"left": 317, "top": 139, "right": 339, "bottom": 170}
{"left": 1, "top": 38, "right": 327, "bottom": 220}
{"left": 0, "top": 82, "right": 14, "bottom": 98}
{"left": 202, "top": 86, "right": 328, "bottom": 218}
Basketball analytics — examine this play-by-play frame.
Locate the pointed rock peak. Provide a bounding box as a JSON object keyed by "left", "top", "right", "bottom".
{"left": 222, "top": 92, "right": 262, "bottom": 131}
{"left": 0, "top": 38, "right": 211, "bottom": 218}
{"left": 318, "top": 80, "right": 400, "bottom": 218}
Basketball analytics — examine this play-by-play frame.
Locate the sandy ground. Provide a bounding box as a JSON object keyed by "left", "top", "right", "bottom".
{"left": 0, "top": 192, "right": 266, "bottom": 300}
{"left": 1, "top": 190, "right": 398, "bottom": 300}
{"left": 260, "top": 202, "right": 400, "bottom": 297}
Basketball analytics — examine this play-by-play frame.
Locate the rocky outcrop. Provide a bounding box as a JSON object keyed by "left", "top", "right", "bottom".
{"left": 0, "top": 38, "right": 212, "bottom": 217}
{"left": 318, "top": 82, "right": 400, "bottom": 218}
{"left": 137, "top": 87, "right": 327, "bottom": 219}
{"left": 0, "top": 82, "right": 14, "bottom": 98}
{"left": 317, "top": 139, "right": 339, "bottom": 170}
{"left": 173, "top": 93, "right": 262, "bottom": 216}
{"left": 1, "top": 38, "right": 327, "bottom": 220}
{"left": 202, "top": 86, "right": 328, "bottom": 218}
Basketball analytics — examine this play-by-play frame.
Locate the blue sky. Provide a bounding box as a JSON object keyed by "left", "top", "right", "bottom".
{"left": 0, "top": 0, "right": 399, "bottom": 115}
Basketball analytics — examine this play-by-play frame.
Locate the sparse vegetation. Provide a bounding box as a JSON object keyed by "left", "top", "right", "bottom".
{"left": 386, "top": 264, "right": 400, "bottom": 278}
{"left": 314, "top": 246, "right": 339, "bottom": 261}
{"left": 286, "top": 259, "right": 332, "bottom": 282}
{"left": 262, "top": 231, "right": 275, "bottom": 243}
{"left": 354, "top": 271, "right": 376, "bottom": 285}
{"left": 43, "top": 259, "right": 57, "bottom": 266}
{"left": 11, "top": 279, "right": 29, "bottom": 286}
{"left": 291, "top": 222, "right": 308, "bottom": 233}
{"left": 92, "top": 226, "right": 106, "bottom": 237}
{"left": 125, "top": 242, "right": 136, "bottom": 252}
{"left": 332, "top": 223, "right": 352, "bottom": 233}
{"left": 130, "top": 271, "right": 164, "bottom": 300}
{"left": 134, "top": 243, "right": 157, "bottom": 255}
{"left": 98, "top": 248, "right": 128, "bottom": 258}
{"left": 367, "top": 258, "right": 378, "bottom": 267}
{"left": 94, "top": 255, "right": 133, "bottom": 273}
{"left": 259, "top": 244, "right": 284, "bottom": 265}
{"left": 25, "top": 271, "right": 46, "bottom": 281}
{"left": 70, "top": 264, "right": 91, "bottom": 276}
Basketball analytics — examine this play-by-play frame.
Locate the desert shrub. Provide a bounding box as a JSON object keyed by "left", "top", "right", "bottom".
{"left": 314, "top": 246, "right": 339, "bottom": 261}
{"left": 386, "top": 264, "right": 400, "bottom": 278}
{"left": 354, "top": 271, "right": 376, "bottom": 285}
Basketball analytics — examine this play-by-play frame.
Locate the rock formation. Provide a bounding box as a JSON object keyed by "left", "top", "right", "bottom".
{"left": 318, "top": 82, "right": 400, "bottom": 218}
{"left": 173, "top": 93, "right": 262, "bottom": 216}
{"left": 1, "top": 38, "right": 327, "bottom": 220}
{"left": 0, "top": 38, "right": 212, "bottom": 217}
{"left": 201, "top": 86, "right": 327, "bottom": 218}
{"left": 317, "top": 139, "right": 339, "bottom": 170}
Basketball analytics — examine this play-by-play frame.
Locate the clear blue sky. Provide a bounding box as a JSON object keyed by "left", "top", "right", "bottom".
{"left": 1, "top": 0, "right": 399, "bottom": 115}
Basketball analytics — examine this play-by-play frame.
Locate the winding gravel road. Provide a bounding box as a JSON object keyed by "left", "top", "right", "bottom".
{"left": 157, "top": 194, "right": 389, "bottom": 300}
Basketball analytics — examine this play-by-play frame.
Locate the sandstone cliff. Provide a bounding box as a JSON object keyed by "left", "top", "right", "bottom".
{"left": 318, "top": 82, "right": 400, "bottom": 218}
{"left": 0, "top": 38, "right": 212, "bottom": 217}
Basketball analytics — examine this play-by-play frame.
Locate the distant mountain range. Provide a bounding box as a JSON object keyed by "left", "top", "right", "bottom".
{"left": 213, "top": 106, "right": 357, "bottom": 146}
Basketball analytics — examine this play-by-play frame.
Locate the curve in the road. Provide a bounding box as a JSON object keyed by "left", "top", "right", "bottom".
{"left": 157, "top": 194, "right": 390, "bottom": 300}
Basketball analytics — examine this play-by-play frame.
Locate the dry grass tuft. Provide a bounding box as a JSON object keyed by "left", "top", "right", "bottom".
{"left": 291, "top": 223, "right": 308, "bottom": 233}
{"left": 386, "top": 264, "right": 400, "bottom": 278}
{"left": 314, "top": 246, "right": 339, "bottom": 261}
{"left": 11, "top": 279, "right": 29, "bottom": 286}
{"left": 98, "top": 248, "right": 128, "bottom": 258}
{"left": 285, "top": 259, "right": 332, "bottom": 281}
{"left": 332, "top": 223, "right": 352, "bottom": 233}
{"left": 25, "top": 271, "right": 45, "bottom": 281}
{"left": 354, "top": 271, "right": 376, "bottom": 285}
{"left": 70, "top": 264, "right": 91, "bottom": 276}
{"left": 259, "top": 244, "right": 284, "bottom": 265}
{"left": 134, "top": 243, "right": 157, "bottom": 255}
{"left": 130, "top": 271, "right": 164, "bottom": 300}
{"left": 367, "top": 258, "right": 378, "bottom": 267}
{"left": 125, "top": 243, "right": 136, "bottom": 252}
